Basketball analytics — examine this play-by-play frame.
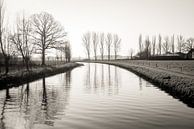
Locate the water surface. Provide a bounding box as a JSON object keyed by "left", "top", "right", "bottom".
{"left": 0, "top": 63, "right": 194, "bottom": 129}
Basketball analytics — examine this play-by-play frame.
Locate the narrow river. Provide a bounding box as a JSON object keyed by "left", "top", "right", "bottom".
{"left": 0, "top": 63, "right": 194, "bottom": 129}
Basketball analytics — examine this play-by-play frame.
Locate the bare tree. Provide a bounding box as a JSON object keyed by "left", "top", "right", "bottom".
{"left": 99, "top": 33, "right": 104, "bottom": 60}
{"left": 106, "top": 33, "right": 113, "bottom": 60}
{"left": 113, "top": 34, "right": 121, "bottom": 60}
{"left": 171, "top": 35, "right": 175, "bottom": 54}
{"left": 145, "top": 36, "right": 151, "bottom": 59}
{"left": 158, "top": 34, "right": 162, "bottom": 55}
{"left": 0, "top": 0, "right": 12, "bottom": 74}
{"left": 152, "top": 36, "right": 156, "bottom": 56}
{"left": 183, "top": 38, "right": 194, "bottom": 53}
{"left": 64, "top": 41, "right": 71, "bottom": 62}
{"left": 139, "top": 34, "right": 143, "bottom": 58}
{"left": 129, "top": 48, "right": 134, "bottom": 59}
{"left": 55, "top": 41, "right": 71, "bottom": 62}
{"left": 10, "top": 14, "right": 34, "bottom": 71}
{"left": 92, "top": 32, "right": 99, "bottom": 60}
{"left": 82, "top": 32, "right": 91, "bottom": 60}
{"left": 177, "top": 35, "right": 184, "bottom": 53}
{"left": 162, "top": 36, "right": 169, "bottom": 54}
{"left": 31, "top": 12, "right": 66, "bottom": 66}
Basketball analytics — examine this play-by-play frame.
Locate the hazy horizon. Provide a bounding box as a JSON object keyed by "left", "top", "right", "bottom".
{"left": 6, "top": 0, "right": 194, "bottom": 58}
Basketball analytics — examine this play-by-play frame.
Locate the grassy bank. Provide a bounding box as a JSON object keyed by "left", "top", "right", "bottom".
{"left": 92, "top": 60, "right": 194, "bottom": 107}
{"left": 0, "top": 62, "right": 83, "bottom": 89}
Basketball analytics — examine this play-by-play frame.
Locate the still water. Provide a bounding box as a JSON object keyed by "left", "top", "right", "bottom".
{"left": 0, "top": 63, "right": 194, "bottom": 129}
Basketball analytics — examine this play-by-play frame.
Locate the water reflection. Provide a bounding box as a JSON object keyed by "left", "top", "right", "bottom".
{"left": 0, "top": 63, "right": 194, "bottom": 129}
{"left": 93, "top": 64, "right": 98, "bottom": 90}
{"left": 0, "top": 71, "right": 72, "bottom": 129}
{"left": 84, "top": 63, "right": 120, "bottom": 95}
{"left": 139, "top": 77, "right": 143, "bottom": 91}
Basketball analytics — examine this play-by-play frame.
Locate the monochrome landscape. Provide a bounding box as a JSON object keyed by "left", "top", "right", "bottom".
{"left": 0, "top": 0, "right": 194, "bottom": 129}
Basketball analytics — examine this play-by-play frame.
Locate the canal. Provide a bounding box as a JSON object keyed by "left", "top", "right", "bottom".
{"left": 0, "top": 63, "right": 194, "bottom": 129}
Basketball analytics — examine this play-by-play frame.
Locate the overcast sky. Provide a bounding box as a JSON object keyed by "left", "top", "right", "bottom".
{"left": 5, "top": 0, "right": 194, "bottom": 58}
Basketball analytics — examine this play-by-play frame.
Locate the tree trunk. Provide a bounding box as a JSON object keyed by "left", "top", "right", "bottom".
{"left": 115, "top": 51, "right": 117, "bottom": 60}
{"left": 95, "top": 53, "right": 97, "bottom": 61}
{"left": 88, "top": 52, "right": 90, "bottom": 60}
{"left": 25, "top": 58, "right": 30, "bottom": 71}
{"left": 108, "top": 48, "right": 110, "bottom": 61}
{"left": 42, "top": 49, "right": 45, "bottom": 66}
{"left": 4, "top": 56, "right": 9, "bottom": 75}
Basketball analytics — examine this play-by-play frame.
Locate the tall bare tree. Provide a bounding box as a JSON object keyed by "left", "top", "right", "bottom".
{"left": 152, "top": 36, "right": 156, "bottom": 56}
{"left": 177, "top": 35, "right": 184, "bottom": 53}
{"left": 113, "top": 34, "right": 121, "bottom": 60}
{"left": 64, "top": 41, "right": 71, "bottom": 62}
{"left": 92, "top": 32, "right": 99, "bottom": 60}
{"left": 139, "top": 34, "right": 143, "bottom": 58}
{"left": 55, "top": 41, "right": 71, "bottom": 62}
{"left": 82, "top": 32, "right": 91, "bottom": 60}
{"left": 106, "top": 33, "right": 113, "bottom": 60}
{"left": 0, "top": 0, "right": 12, "bottom": 74}
{"left": 11, "top": 14, "right": 34, "bottom": 71}
{"left": 99, "top": 33, "right": 104, "bottom": 60}
{"left": 129, "top": 48, "right": 134, "bottom": 59}
{"left": 158, "top": 34, "right": 162, "bottom": 55}
{"left": 162, "top": 36, "right": 169, "bottom": 54}
{"left": 171, "top": 35, "right": 175, "bottom": 54}
{"left": 31, "top": 12, "right": 66, "bottom": 66}
{"left": 145, "top": 36, "right": 151, "bottom": 59}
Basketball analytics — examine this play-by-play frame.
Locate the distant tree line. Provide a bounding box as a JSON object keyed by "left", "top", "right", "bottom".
{"left": 82, "top": 31, "right": 121, "bottom": 60}
{"left": 0, "top": 0, "right": 71, "bottom": 74}
{"left": 137, "top": 34, "right": 194, "bottom": 59}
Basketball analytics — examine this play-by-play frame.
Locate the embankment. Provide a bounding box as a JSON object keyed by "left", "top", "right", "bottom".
{"left": 94, "top": 60, "right": 194, "bottom": 107}
{"left": 0, "top": 62, "right": 83, "bottom": 89}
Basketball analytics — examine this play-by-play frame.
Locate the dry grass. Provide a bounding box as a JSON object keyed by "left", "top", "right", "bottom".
{"left": 118, "top": 60, "right": 194, "bottom": 76}
{"left": 0, "top": 62, "right": 83, "bottom": 88}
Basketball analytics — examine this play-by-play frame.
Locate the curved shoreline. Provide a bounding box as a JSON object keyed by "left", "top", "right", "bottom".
{"left": 92, "top": 61, "right": 194, "bottom": 107}
{"left": 0, "top": 62, "right": 83, "bottom": 89}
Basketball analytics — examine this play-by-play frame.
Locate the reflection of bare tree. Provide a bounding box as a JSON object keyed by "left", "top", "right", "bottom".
{"left": 145, "top": 82, "right": 151, "bottom": 87}
{"left": 101, "top": 64, "right": 105, "bottom": 89}
{"left": 5, "top": 88, "right": 10, "bottom": 100}
{"left": 108, "top": 65, "right": 111, "bottom": 86}
{"left": 0, "top": 88, "right": 10, "bottom": 129}
{"left": 139, "top": 77, "right": 143, "bottom": 91}
{"left": 114, "top": 66, "right": 119, "bottom": 95}
{"left": 84, "top": 63, "right": 121, "bottom": 96}
{"left": 41, "top": 77, "right": 52, "bottom": 125}
{"left": 42, "top": 77, "right": 48, "bottom": 109}
{"left": 84, "top": 63, "right": 91, "bottom": 92}
{"left": 65, "top": 71, "right": 71, "bottom": 87}
{"left": 0, "top": 72, "right": 73, "bottom": 129}
{"left": 26, "top": 84, "right": 29, "bottom": 103}
{"left": 108, "top": 65, "right": 113, "bottom": 95}
{"left": 94, "top": 64, "right": 97, "bottom": 88}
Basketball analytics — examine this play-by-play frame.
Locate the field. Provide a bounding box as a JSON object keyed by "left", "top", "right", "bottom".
{"left": 117, "top": 60, "right": 194, "bottom": 77}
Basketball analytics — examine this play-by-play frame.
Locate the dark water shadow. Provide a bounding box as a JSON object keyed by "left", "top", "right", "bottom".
{"left": 0, "top": 70, "right": 72, "bottom": 128}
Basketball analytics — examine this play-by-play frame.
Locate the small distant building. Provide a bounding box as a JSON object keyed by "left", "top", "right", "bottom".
{"left": 187, "top": 49, "right": 194, "bottom": 59}
{"left": 149, "top": 52, "right": 187, "bottom": 60}
{"left": 175, "top": 52, "right": 187, "bottom": 59}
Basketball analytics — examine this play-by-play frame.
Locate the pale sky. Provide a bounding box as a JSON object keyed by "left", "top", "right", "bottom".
{"left": 5, "top": 0, "right": 194, "bottom": 58}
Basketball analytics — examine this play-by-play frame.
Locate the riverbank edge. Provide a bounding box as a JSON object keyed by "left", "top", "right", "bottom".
{"left": 0, "top": 62, "right": 83, "bottom": 89}
{"left": 92, "top": 61, "right": 194, "bottom": 107}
